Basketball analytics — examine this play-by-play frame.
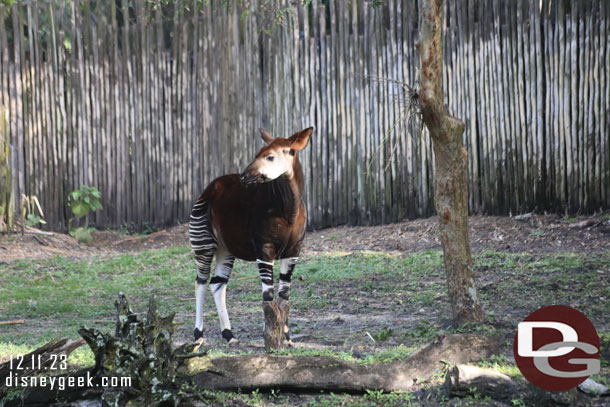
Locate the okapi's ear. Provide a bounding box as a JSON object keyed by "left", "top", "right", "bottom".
{"left": 288, "top": 127, "right": 314, "bottom": 151}
{"left": 259, "top": 128, "right": 273, "bottom": 144}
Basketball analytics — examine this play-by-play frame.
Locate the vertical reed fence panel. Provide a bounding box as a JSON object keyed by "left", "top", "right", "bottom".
{"left": 0, "top": 0, "right": 608, "bottom": 232}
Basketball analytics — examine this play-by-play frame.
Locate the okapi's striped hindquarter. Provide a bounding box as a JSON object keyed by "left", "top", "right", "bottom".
{"left": 189, "top": 127, "right": 313, "bottom": 343}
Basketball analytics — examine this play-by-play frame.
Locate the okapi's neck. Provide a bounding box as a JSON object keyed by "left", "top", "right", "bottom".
{"left": 262, "top": 157, "right": 304, "bottom": 221}
{"left": 290, "top": 156, "right": 305, "bottom": 199}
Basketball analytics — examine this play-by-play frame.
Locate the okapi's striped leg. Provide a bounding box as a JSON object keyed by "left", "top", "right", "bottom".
{"left": 278, "top": 257, "right": 298, "bottom": 300}
{"left": 189, "top": 199, "right": 217, "bottom": 341}
{"left": 278, "top": 257, "right": 298, "bottom": 345}
{"left": 257, "top": 259, "right": 275, "bottom": 301}
{"left": 210, "top": 253, "right": 237, "bottom": 344}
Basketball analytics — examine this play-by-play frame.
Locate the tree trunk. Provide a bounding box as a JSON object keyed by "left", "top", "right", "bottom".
{"left": 416, "top": 0, "right": 483, "bottom": 324}
{"left": 263, "top": 298, "right": 290, "bottom": 351}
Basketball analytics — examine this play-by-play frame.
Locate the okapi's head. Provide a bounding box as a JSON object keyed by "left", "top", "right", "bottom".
{"left": 240, "top": 127, "right": 313, "bottom": 185}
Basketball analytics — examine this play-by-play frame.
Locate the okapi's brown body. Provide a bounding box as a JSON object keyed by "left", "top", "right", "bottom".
{"left": 200, "top": 170, "right": 306, "bottom": 262}
{"left": 190, "top": 127, "right": 313, "bottom": 344}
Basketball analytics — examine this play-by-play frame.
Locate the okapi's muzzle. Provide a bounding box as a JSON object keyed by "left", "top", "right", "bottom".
{"left": 240, "top": 168, "right": 267, "bottom": 185}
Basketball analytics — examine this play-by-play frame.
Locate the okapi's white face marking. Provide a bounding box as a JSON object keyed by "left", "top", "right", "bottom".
{"left": 254, "top": 143, "right": 294, "bottom": 181}
{"left": 240, "top": 128, "right": 312, "bottom": 185}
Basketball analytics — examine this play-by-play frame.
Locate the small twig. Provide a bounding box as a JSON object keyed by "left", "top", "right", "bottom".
{"left": 24, "top": 226, "right": 53, "bottom": 236}
{"left": 365, "top": 331, "right": 377, "bottom": 345}
{"left": 0, "top": 319, "right": 25, "bottom": 325}
{"left": 31, "top": 235, "right": 49, "bottom": 246}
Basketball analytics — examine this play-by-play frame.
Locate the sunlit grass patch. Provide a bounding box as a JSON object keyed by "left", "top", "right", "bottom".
{"left": 476, "top": 354, "right": 522, "bottom": 378}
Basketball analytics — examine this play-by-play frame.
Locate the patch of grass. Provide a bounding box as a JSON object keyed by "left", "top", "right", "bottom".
{"left": 272, "top": 346, "right": 356, "bottom": 363}
{"left": 406, "top": 320, "right": 445, "bottom": 340}
{"left": 272, "top": 344, "right": 415, "bottom": 365}
{"left": 363, "top": 389, "right": 416, "bottom": 406}
{"left": 371, "top": 327, "right": 393, "bottom": 343}
{"left": 0, "top": 246, "right": 193, "bottom": 347}
{"left": 362, "top": 344, "right": 415, "bottom": 364}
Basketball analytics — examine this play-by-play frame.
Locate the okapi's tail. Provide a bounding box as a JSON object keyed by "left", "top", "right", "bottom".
{"left": 189, "top": 197, "right": 217, "bottom": 284}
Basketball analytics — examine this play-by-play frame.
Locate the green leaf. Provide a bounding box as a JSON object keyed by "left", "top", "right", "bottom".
{"left": 84, "top": 196, "right": 91, "bottom": 204}
{"left": 71, "top": 202, "right": 89, "bottom": 218}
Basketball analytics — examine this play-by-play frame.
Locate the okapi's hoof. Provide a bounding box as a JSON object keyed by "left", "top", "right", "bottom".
{"left": 222, "top": 329, "right": 235, "bottom": 342}
{"left": 194, "top": 328, "right": 204, "bottom": 342}
{"left": 222, "top": 329, "right": 239, "bottom": 346}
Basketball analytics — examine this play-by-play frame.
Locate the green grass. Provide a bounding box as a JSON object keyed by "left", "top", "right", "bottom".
{"left": 477, "top": 354, "right": 522, "bottom": 378}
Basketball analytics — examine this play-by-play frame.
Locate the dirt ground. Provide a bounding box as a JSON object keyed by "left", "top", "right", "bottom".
{"left": 1, "top": 212, "right": 609, "bottom": 262}
{"left": 1, "top": 213, "right": 609, "bottom": 406}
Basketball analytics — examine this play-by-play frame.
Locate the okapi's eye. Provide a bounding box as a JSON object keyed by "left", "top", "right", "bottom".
{"left": 266, "top": 156, "right": 274, "bottom": 162}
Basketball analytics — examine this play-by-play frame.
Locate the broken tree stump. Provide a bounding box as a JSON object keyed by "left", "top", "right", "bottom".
{"left": 262, "top": 298, "right": 290, "bottom": 351}
{"left": 78, "top": 292, "right": 201, "bottom": 406}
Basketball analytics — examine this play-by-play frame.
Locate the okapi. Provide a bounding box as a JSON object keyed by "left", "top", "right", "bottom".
{"left": 189, "top": 127, "right": 313, "bottom": 344}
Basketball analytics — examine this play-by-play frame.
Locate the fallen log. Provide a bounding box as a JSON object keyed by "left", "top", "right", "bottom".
{"left": 189, "top": 334, "right": 499, "bottom": 392}
{"left": 445, "top": 364, "right": 588, "bottom": 406}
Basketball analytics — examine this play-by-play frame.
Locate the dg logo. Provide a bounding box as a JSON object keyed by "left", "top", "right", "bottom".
{"left": 514, "top": 305, "right": 600, "bottom": 391}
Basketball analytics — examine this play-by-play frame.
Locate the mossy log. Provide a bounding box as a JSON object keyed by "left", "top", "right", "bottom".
{"left": 188, "top": 334, "right": 499, "bottom": 392}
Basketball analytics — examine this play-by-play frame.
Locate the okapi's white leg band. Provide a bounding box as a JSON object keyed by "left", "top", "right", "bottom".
{"left": 210, "top": 283, "right": 231, "bottom": 333}
{"left": 195, "top": 282, "right": 206, "bottom": 331}
{"left": 278, "top": 257, "right": 298, "bottom": 300}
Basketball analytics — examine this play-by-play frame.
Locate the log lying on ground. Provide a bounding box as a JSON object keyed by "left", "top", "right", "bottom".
{"left": 445, "top": 364, "right": 587, "bottom": 406}
{"left": 189, "top": 334, "right": 499, "bottom": 392}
